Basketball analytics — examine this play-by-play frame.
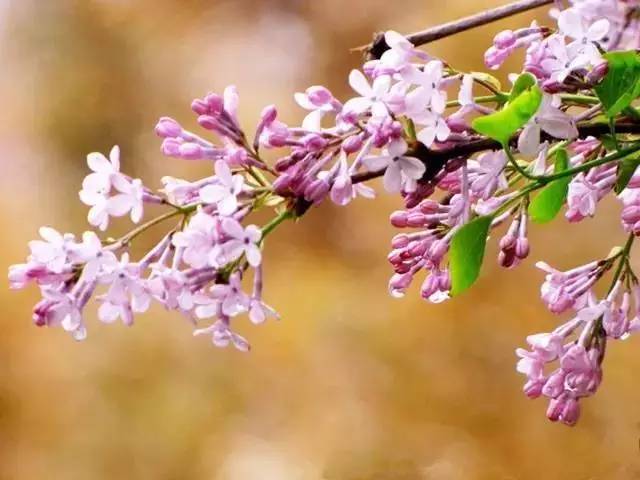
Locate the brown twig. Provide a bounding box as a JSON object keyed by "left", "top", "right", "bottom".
{"left": 360, "top": 0, "right": 554, "bottom": 60}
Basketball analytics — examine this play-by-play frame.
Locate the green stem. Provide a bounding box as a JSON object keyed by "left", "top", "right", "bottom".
{"left": 261, "top": 209, "right": 294, "bottom": 242}
{"left": 608, "top": 234, "right": 635, "bottom": 293}
{"left": 542, "top": 142, "right": 640, "bottom": 183}
{"left": 110, "top": 204, "right": 198, "bottom": 248}
{"left": 558, "top": 94, "right": 600, "bottom": 105}
{"left": 446, "top": 94, "right": 503, "bottom": 108}
{"left": 504, "top": 145, "right": 538, "bottom": 180}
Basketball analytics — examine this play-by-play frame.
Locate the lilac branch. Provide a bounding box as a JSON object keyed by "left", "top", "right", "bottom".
{"left": 363, "top": 0, "right": 554, "bottom": 59}
{"left": 352, "top": 121, "right": 640, "bottom": 185}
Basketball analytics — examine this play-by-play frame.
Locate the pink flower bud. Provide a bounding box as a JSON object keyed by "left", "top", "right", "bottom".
{"left": 391, "top": 234, "right": 410, "bottom": 249}
{"left": 205, "top": 93, "right": 224, "bottom": 114}
{"left": 178, "top": 142, "right": 203, "bottom": 160}
{"left": 494, "top": 30, "right": 516, "bottom": 49}
{"left": 161, "top": 138, "right": 181, "bottom": 156}
{"left": 390, "top": 211, "right": 408, "bottom": 228}
{"left": 191, "top": 99, "right": 209, "bottom": 115}
{"left": 155, "top": 117, "right": 182, "bottom": 138}
{"left": 259, "top": 104, "right": 278, "bottom": 124}
{"left": 341, "top": 135, "right": 363, "bottom": 154}
{"left": 306, "top": 86, "right": 333, "bottom": 106}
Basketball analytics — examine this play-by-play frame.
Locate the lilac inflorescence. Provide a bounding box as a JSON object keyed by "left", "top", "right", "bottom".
{"left": 9, "top": 0, "right": 640, "bottom": 425}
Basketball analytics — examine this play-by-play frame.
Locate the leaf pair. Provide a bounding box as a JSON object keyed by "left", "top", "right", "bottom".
{"left": 450, "top": 74, "right": 544, "bottom": 296}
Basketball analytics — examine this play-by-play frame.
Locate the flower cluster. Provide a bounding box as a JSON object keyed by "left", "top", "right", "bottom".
{"left": 9, "top": 0, "right": 640, "bottom": 425}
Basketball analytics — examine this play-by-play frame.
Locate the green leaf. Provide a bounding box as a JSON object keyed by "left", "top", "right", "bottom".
{"left": 615, "top": 153, "right": 640, "bottom": 193}
{"left": 472, "top": 74, "right": 542, "bottom": 145}
{"left": 450, "top": 215, "right": 492, "bottom": 296}
{"left": 594, "top": 51, "right": 640, "bottom": 118}
{"left": 509, "top": 72, "right": 536, "bottom": 102}
{"left": 529, "top": 149, "right": 570, "bottom": 224}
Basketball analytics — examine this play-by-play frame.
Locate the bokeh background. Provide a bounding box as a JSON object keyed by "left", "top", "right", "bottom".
{"left": 2, "top": 1, "right": 640, "bottom": 479}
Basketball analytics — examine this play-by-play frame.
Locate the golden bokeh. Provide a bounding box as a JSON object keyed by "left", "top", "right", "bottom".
{"left": 2, "top": 1, "right": 640, "bottom": 478}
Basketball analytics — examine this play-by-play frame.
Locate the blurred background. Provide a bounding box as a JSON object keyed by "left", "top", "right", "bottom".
{"left": 2, "top": 1, "right": 640, "bottom": 478}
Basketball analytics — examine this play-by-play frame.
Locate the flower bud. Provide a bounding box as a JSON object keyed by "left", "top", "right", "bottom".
{"left": 306, "top": 86, "right": 333, "bottom": 106}
{"left": 341, "top": 135, "right": 363, "bottom": 154}
{"left": 155, "top": 117, "right": 182, "bottom": 138}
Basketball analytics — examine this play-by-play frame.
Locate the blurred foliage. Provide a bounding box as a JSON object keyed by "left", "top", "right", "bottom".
{"left": 2, "top": 1, "right": 640, "bottom": 479}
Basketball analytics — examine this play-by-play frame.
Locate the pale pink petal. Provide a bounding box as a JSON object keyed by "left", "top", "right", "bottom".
{"left": 348, "top": 69, "right": 372, "bottom": 97}
{"left": 294, "top": 92, "right": 315, "bottom": 110}
{"left": 87, "top": 152, "right": 111, "bottom": 173}
{"left": 558, "top": 9, "right": 585, "bottom": 39}
{"left": 398, "top": 156, "right": 426, "bottom": 179}
{"left": 245, "top": 244, "right": 262, "bottom": 267}
{"left": 214, "top": 160, "right": 233, "bottom": 186}
{"left": 383, "top": 163, "right": 402, "bottom": 192}
{"left": 199, "top": 184, "right": 226, "bottom": 205}
{"left": 107, "top": 195, "right": 133, "bottom": 217}
{"left": 518, "top": 124, "right": 541, "bottom": 158}
{"left": 587, "top": 19, "right": 610, "bottom": 41}
{"left": 109, "top": 145, "right": 121, "bottom": 171}
{"left": 245, "top": 225, "right": 262, "bottom": 243}
{"left": 362, "top": 155, "right": 392, "bottom": 171}
{"left": 98, "top": 302, "right": 120, "bottom": 323}
{"left": 217, "top": 194, "right": 238, "bottom": 216}
{"left": 221, "top": 217, "right": 244, "bottom": 239}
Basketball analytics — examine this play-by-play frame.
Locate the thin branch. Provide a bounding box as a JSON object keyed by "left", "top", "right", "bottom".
{"left": 361, "top": 0, "right": 554, "bottom": 60}
{"left": 351, "top": 122, "right": 640, "bottom": 185}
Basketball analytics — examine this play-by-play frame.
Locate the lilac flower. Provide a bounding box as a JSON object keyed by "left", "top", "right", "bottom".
{"left": 220, "top": 217, "right": 262, "bottom": 267}
{"left": 107, "top": 176, "right": 145, "bottom": 224}
{"left": 558, "top": 8, "right": 609, "bottom": 62}
{"left": 566, "top": 164, "right": 616, "bottom": 222}
{"left": 518, "top": 95, "right": 578, "bottom": 158}
{"left": 404, "top": 60, "right": 447, "bottom": 112}
{"left": 342, "top": 70, "right": 391, "bottom": 117}
{"left": 467, "top": 151, "right": 508, "bottom": 199}
{"left": 194, "top": 274, "right": 250, "bottom": 318}
{"left": 329, "top": 153, "right": 356, "bottom": 205}
{"left": 28, "top": 227, "right": 76, "bottom": 274}
{"left": 540, "top": 35, "right": 586, "bottom": 83}
{"left": 199, "top": 160, "right": 245, "bottom": 216}
{"left": 368, "top": 31, "right": 429, "bottom": 76}
{"left": 37, "top": 288, "right": 85, "bottom": 337}
{"left": 97, "top": 253, "right": 150, "bottom": 326}
{"left": 79, "top": 146, "right": 124, "bottom": 230}
{"left": 619, "top": 180, "right": 640, "bottom": 235}
{"left": 294, "top": 86, "right": 339, "bottom": 131}
{"left": 193, "top": 319, "right": 250, "bottom": 352}
{"left": 148, "top": 266, "right": 195, "bottom": 313}
{"left": 75, "top": 231, "right": 118, "bottom": 282}
{"left": 172, "top": 210, "right": 222, "bottom": 268}
{"left": 536, "top": 260, "right": 602, "bottom": 313}
{"left": 362, "top": 138, "right": 425, "bottom": 193}
{"left": 80, "top": 146, "right": 122, "bottom": 198}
